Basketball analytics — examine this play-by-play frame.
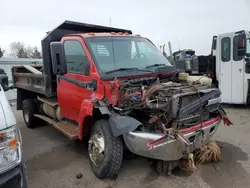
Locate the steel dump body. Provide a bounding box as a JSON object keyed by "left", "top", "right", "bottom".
{"left": 11, "top": 65, "right": 53, "bottom": 96}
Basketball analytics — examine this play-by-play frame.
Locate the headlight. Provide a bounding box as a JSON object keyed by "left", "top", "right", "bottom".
{"left": 0, "top": 125, "right": 21, "bottom": 174}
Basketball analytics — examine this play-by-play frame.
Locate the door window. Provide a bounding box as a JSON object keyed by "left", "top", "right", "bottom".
{"left": 221, "top": 37, "right": 231, "bottom": 62}
{"left": 233, "top": 35, "right": 243, "bottom": 61}
{"left": 247, "top": 39, "right": 250, "bottom": 55}
{"left": 64, "top": 40, "right": 89, "bottom": 75}
{"left": 245, "top": 39, "right": 250, "bottom": 74}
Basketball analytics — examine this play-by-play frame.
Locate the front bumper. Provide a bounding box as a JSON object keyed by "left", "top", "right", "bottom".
{"left": 123, "top": 117, "right": 221, "bottom": 161}
{"left": 0, "top": 163, "right": 27, "bottom": 188}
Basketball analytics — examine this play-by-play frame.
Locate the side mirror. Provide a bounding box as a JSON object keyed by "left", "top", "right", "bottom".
{"left": 237, "top": 33, "right": 246, "bottom": 57}
{"left": 0, "top": 71, "right": 10, "bottom": 91}
{"left": 50, "top": 42, "right": 67, "bottom": 75}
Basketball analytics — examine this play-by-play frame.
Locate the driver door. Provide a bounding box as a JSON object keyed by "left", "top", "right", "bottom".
{"left": 57, "top": 37, "right": 93, "bottom": 122}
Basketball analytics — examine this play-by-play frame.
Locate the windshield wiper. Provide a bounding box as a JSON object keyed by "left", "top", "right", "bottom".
{"left": 146, "top": 64, "right": 166, "bottom": 68}
{"left": 106, "top": 67, "right": 152, "bottom": 74}
{"left": 106, "top": 68, "right": 138, "bottom": 74}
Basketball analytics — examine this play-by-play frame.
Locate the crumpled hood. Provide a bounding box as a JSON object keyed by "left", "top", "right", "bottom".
{"left": 0, "top": 86, "right": 16, "bottom": 129}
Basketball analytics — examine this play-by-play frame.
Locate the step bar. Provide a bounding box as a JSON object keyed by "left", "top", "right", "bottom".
{"left": 34, "top": 114, "right": 78, "bottom": 139}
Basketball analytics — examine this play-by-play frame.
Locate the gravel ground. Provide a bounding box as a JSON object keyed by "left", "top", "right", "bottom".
{"left": 13, "top": 105, "right": 250, "bottom": 188}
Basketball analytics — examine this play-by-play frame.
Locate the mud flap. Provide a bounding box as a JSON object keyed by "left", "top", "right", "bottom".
{"left": 109, "top": 114, "right": 142, "bottom": 137}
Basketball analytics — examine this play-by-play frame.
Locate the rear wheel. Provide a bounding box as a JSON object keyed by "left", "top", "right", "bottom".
{"left": 88, "top": 119, "right": 123, "bottom": 179}
{"left": 22, "top": 99, "right": 42, "bottom": 128}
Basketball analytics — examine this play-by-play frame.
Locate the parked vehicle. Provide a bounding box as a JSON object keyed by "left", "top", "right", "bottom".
{"left": 211, "top": 31, "right": 250, "bottom": 104}
{"left": 0, "top": 69, "right": 27, "bottom": 188}
{"left": 172, "top": 49, "right": 199, "bottom": 75}
{"left": 162, "top": 46, "right": 215, "bottom": 81}
{"left": 12, "top": 20, "right": 230, "bottom": 178}
{"left": 167, "top": 31, "right": 250, "bottom": 104}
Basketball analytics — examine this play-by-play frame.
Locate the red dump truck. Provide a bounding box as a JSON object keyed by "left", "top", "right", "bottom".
{"left": 12, "top": 20, "right": 230, "bottom": 179}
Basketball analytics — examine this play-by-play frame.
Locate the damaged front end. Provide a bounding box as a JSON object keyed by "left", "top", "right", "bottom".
{"left": 123, "top": 116, "right": 221, "bottom": 161}
{"left": 110, "top": 73, "right": 231, "bottom": 173}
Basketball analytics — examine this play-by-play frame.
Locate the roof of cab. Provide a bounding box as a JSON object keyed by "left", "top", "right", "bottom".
{"left": 67, "top": 32, "right": 142, "bottom": 38}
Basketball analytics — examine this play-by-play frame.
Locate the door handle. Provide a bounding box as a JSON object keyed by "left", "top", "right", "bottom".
{"left": 239, "top": 69, "right": 242, "bottom": 72}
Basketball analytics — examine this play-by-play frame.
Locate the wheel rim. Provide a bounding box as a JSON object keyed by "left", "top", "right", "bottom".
{"left": 88, "top": 132, "right": 105, "bottom": 166}
{"left": 24, "top": 108, "right": 29, "bottom": 123}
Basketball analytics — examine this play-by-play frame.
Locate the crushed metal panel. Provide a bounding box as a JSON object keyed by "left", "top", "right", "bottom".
{"left": 109, "top": 114, "right": 142, "bottom": 137}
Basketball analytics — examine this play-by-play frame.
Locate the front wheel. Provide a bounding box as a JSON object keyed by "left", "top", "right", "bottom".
{"left": 88, "top": 119, "right": 123, "bottom": 179}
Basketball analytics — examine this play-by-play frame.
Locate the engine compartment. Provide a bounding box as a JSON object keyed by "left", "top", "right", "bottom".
{"left": 114, "top": 75, "right": 221, "bottom": 133}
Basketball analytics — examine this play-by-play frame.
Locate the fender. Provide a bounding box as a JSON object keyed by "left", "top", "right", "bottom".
{"left": 109, "top": 114, "right": 142, "bottom": 137}
{"left": 78, "top": 99, "right": 94, "bottom": 139}
{"left": 78, "top": 100, "right": 112, "bottom": 139}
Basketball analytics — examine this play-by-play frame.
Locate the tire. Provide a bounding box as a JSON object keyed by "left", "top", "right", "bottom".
{"left": 88, "top": 119, "right": 123, "bottom": 179}
{"left": 22, "top": 99, "right": 41, "bottom": 128}
{"left": 155, "top": 160, "right": 170, "bottom": 175}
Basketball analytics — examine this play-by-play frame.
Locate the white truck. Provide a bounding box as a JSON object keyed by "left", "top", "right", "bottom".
{"left": 0, "top": 70, "right": 27, "bottom": 188}
{"left": 212, "top": 30, "right": 250, "bottom": 104}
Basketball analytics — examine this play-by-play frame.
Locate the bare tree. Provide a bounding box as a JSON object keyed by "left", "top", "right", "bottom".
{"left": 9, "top": 42, "right": 42, "bottom": 59}
{"left": 10, "top": 42, "right": 28, "bottom": 58}
{"left": 0, "top": 47, "right": 5, "bottom": 58}
{"left": 29, "top": 47, "right": 42, "bottom": 59}
{"left": 25, "top": 46, "right": 33, "bottom": 58}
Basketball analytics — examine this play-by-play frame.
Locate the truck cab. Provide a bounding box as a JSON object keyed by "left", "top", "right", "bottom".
{"left": 213, "top": 30, "right": 250, "bottom": 104}
{"left": 56, "top": 32, "right": 172, "bottom": 123}
{"left": 172, "top": 49, "right": 199, "bottom": 75}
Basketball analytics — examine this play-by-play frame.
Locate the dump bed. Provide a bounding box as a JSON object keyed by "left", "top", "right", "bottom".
{"left": 12, "top": 65, "right": 55, "bottom": 97}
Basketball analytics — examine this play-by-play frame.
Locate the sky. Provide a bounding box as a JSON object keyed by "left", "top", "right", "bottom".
{"left": 0, "top": 0, "right": 250, "bottom": 56}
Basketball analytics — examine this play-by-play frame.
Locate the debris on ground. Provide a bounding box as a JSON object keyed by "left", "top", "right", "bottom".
{"left": 195, "top": 140, "right": 221, "bottom": 164}
{"left": 76, "top": 173, "right": 83, "bottom": 179}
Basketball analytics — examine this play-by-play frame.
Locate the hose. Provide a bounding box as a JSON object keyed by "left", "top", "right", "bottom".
{"left": 144, "top": 84, "right": 170, "bottom": 109}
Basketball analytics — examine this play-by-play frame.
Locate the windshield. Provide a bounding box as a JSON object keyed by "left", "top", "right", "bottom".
{"left": 85, "top": 37, "right": 172, "bottom": 74}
